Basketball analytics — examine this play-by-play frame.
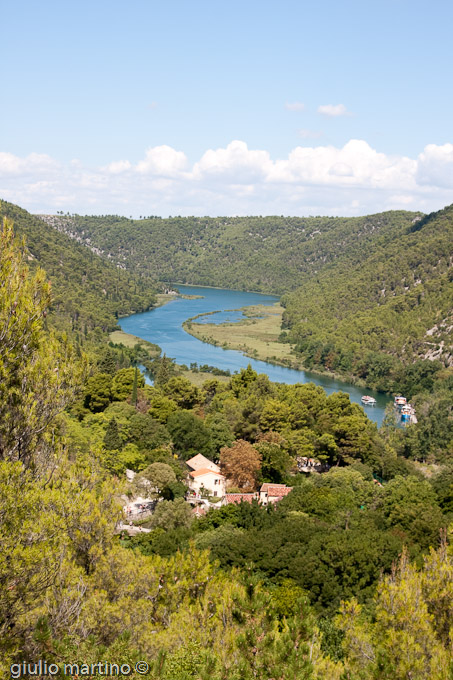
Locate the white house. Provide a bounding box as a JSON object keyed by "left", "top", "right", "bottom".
{"left": 188, "top": 467, "right": 226, "bottom": 498}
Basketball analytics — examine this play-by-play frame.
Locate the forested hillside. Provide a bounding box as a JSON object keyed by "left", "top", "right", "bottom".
{"left": 39, "top": 210, "right": 421, "bottom": 293}
{"left": 38, "top": 205, "right": 452, "bottom": 392}
{"left": 282, "top": 204, "right": 453, "bottom": 391}
{"left": 2, "top": 218, "right": 452, "bottom": 679}
{"left": 0, "top": 201, "right": 157, "bottom": 334}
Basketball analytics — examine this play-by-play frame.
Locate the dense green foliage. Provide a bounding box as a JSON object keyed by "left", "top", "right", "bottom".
{"left": 42, "top": 206, "right": 452, "bottom": 396}
{"left": 0, "top": 219, "right": 87, "bottom": 470}
{"left": 0, "top": 217, "right": 344, "bottom": 680}
{"left": 45, "top": 210, "right": 421, "bottom": 294}
{"left": 0, "top": 201, "right": 157, "bottom": 334}
{"left": 338, "top": 541, "right": 453, "bottom": 679}
{"left": 2, "top": 218, "right": 453, "bottom": 678}
{"left": 71, "top": 361, "right": 451, "bottom": 617}
{"left": 283, "top": 204, "right": 453, "bottom": 391}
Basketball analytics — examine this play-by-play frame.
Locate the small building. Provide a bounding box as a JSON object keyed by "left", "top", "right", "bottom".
{"left": 188, "top": 468, "right": 226, "bottom": 498}
{"left": 186, "top": 453, "right": 221, "bottom": 474}
{"left": 259, "top": 483, "right": 293, "bottom": 505}
{"left": 222, "top": 493, "right": 258, "bottom": 505}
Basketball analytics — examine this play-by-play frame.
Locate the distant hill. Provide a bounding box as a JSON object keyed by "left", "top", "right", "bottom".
{"left": 282, "top": 204, "right": 453, "bottom": 390}
{"left": 40, "top": 211, "right": 423, "bottom": 294}
{"left": 0, "top": 201, "right": 157, "bottom": 334}
{"left": 34, "top": 205, "right": 452, "bottom": 391}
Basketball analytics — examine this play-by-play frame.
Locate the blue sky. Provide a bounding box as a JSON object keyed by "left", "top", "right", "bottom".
{"left": 1, "top": 0, "right": 453, "bottom": 216}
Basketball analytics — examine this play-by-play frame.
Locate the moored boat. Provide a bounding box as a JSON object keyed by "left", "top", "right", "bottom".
{"left": 400, "top": 405, "right": 411, "bottom": 422}
{"left": 401, "top": 404, "right": 416, "bottom": 423}
{"left": 361, "top": 395, "right": 377, "bottom": 406}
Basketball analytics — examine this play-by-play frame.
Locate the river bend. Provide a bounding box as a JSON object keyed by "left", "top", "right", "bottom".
{"left": 119, "top": 284, "right": 389, "bottom": 426}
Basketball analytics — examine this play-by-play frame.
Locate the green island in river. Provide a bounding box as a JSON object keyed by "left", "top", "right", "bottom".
{"left": 183, "top": 302, "right": 300, "bottom": 367}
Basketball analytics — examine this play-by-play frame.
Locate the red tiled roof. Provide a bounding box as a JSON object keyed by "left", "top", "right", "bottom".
{"left": 186, "top": 453, "right": 220, "bottom": 472}
{"left": 190, "top": 468, "right": 224, "bottom": 478}
{"left": 260, "top": 483, "right": 286, "bottom": 491}
{"left": 260, "top": 484, "right": 293, "bottom": 497}
{"left": 268, "top": 486, "right": 293, "bottom": 497}
{"left": 224, "top": 493, "right": 256, "bottom": 504}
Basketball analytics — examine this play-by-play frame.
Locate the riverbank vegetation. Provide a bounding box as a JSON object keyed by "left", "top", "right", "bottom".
{"left": 39, "top": 205, "right": 452, "bottom": 397}
{"left": 109, "top": 329, "right": 161, "bottom": 353}
{"left": 1, "top": 216, "right": 453, "bottom": 678}
{"left": 183, "top": 303, "right": 301, "bottom": 367}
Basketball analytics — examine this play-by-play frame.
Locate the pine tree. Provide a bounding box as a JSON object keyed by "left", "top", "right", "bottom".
{"left": 0, "top": 218, "right": 86, "bottom": 471}
{"left": 338, "top": 541, "right": 453, "bottom": 679}
{"left": 131, "top": 366, "right": 138, "bottom": 407}
{"left": 97, "top": 348, "right": 117, "bottom": 375}
{"left": 228, "top": 574, "right": 316, "bottom": 679}
{"left": 103, "top": 417, "right": 122, "bottom": 451}
{"left": 155, "top": 353, "right": 171, "bottom": 386}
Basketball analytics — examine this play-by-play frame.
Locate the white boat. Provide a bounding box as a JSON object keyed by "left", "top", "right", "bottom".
{"left": 401, "top": 405, "right": 411, "bottom": 422}
{"left": 361, "top": 395, "right": 377, "bottom": 406}
{"left": 394, "top": 395, "right": 407, "bottom": 407}
{"left": 401, "top": 404, "right": 416, "bottom": 423}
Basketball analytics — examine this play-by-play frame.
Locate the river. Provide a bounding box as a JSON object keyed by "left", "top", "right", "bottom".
{"left": 119, "top": 284, "right": 390, "bottom": 426}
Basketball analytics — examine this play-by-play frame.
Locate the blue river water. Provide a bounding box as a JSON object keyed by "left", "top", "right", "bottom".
{"left": 119, "top": 284, "right": 390, "bottom": 426}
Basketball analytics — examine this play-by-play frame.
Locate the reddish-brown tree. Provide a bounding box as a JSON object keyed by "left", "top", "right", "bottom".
{"left": 220, "top": 439, "right": 262, "bottom": 491}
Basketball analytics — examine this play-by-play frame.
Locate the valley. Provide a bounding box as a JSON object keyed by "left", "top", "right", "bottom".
{"left": 4, "top": 4, "right": 453, "bottom": 675}
{"left": 1, "top": 199, "right": 452, "bottom": 679}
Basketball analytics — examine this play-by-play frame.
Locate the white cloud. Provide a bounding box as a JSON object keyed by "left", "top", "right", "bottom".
{"left": 192, "top": 140, "right": 272, "bottom": 183}
{"left": 136, "top": 145, "right": 188, "bottom": 176}
{"left": 102, "top": 160, "right": 132, "bottom": 174}
{"left": 329, "top": 162, "right": 354, "bottom": 177}
{"left": 388, "top": 194, "right": 414, "bottom": 205}
{"left": 1, "top": 141, "right": 452, "bottom": 218}
{"left": 416, "top": 143, "right": 453, "bottom": 188}
{"left": 285, "top": 102, "right": 305, "bottom": 111}
{"left": 317, "top": 104, "right": 350, "bottom": 117}
{"left": 265, "top": 140, "right": 416, "bottom": 189}
{"left": 0, "top": 152, "right": 59, "bottom": 176}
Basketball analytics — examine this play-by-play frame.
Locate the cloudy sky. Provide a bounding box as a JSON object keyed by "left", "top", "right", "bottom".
{"left": 2, "top": 0, "right": 453, "bottom": 217}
